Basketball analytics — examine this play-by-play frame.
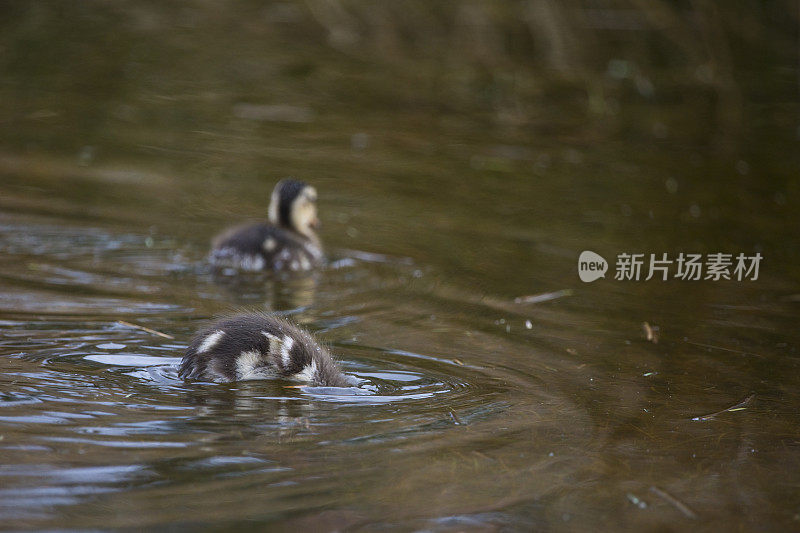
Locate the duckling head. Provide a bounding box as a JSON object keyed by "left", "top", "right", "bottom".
{"left": 268, "top": 179, "right": 319, "bottom": 239}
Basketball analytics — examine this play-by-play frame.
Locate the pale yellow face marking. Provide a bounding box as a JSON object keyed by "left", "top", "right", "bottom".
{"left": 268, "top": 184, "right": 319, "bottom": 238}
{"left": 290, "top": 186, "right": 319, "bottom": 238}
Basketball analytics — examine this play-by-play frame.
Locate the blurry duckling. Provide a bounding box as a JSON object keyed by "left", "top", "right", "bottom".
{"left": 179, "top": 313, "right": 355, "bottom": 387}
{"left": 210, "top": 179, "right": 323, "bottom": 272}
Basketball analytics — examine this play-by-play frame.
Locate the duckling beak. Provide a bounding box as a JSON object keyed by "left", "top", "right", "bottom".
{"left": 309, "top": 217, "right": 321, "bottom": 230}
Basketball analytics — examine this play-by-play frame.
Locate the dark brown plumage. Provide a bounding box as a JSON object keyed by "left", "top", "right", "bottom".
{"left": 179, "top": 313, "right": 354, "bottom": 388}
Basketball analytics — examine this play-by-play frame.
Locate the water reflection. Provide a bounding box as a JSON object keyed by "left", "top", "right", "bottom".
{"left": 210, "top": 268, "right": 319, "bottom": 311}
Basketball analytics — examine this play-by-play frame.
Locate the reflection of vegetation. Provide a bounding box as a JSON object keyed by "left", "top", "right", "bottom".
{"left": 305, "top": 0, "right": 797, "bottom": 151}
{"left": 0, "top": 1, "right": 795, "bottom": 156}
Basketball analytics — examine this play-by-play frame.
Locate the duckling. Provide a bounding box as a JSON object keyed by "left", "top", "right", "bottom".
{"left": 178, "top": 313, "right": 354, "bottom": 387}
{"left": 209, "top": 179, "right": 323, "bottom": 272}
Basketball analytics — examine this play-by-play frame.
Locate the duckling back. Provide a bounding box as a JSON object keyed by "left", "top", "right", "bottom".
{"left": 179, "top": 313, "right": 352, "bottom": 387}
{"left": 210, "top": 223, "right": 323, "bottom": 272}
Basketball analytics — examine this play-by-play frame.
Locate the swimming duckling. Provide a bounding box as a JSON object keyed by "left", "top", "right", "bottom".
{"left": 178, "top": 313, "right": 354, "bottom": 387}
{"left": 210, "top": 179, "right": 323, "bottom": 272}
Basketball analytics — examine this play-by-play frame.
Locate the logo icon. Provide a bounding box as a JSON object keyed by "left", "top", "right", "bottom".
{"left": 578, "top": 251, "right": 608, "bottom": 282}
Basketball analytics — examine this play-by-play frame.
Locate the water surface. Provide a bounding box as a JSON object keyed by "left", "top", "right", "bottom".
{"left": 0, "top": 3, "right": 798, "bottom": 531}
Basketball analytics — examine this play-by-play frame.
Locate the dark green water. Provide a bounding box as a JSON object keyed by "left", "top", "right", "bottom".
{"left": 0, "top": 3, "right": 798, "bottom": 531}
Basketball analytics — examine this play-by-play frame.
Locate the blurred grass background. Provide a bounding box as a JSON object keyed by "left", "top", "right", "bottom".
{"left": 0, "top": 0, "right": 796, "bottom": 157}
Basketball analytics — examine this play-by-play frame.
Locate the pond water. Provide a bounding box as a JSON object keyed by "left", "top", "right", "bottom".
{"left": 0, "top": 3, "right": 798, "bottom": 531}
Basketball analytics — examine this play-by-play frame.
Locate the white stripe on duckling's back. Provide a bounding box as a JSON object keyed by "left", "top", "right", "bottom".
{"left": 262, "top": 331, "right": 294, "bottom": 369}
{"left": 236, "top": 350, "right": 264, "bottom": 380}
{"left": 281, "top": 336, "right": 295, "bottom": 367}
{"left": 197, "top": 330, "right": 225, "bottom": 354}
